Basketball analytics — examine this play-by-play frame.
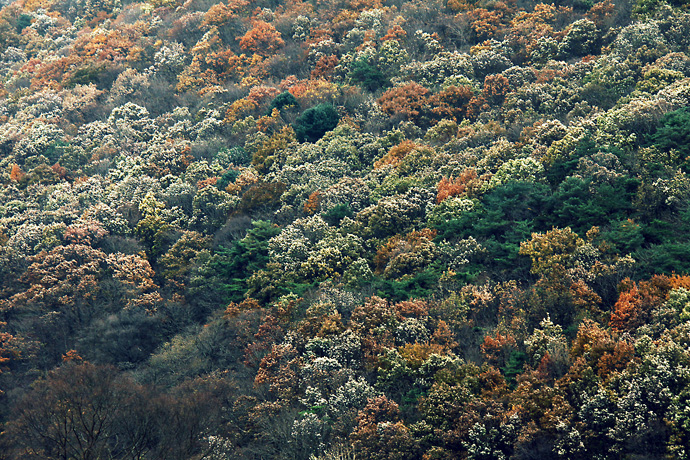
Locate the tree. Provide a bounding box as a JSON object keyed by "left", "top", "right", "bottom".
{"left": 609, "top": 274, "right": 690, "bottom": 332}
{"left": 466, "top": 7, "right": 505, "bottom": 41}
{"left": 436, "top": 169, "right": 478, "bottom": 203}
{"left": 482, "top": 74, "right": 510, "bottom": 105}
{"left": 238, "top": 20, "right": 285, "bottom": 56}
{"left": 9, "top": 164, "right": 25, "bottom": 183}
{"left": 270, "top": 91, "right": 299, "bottom": 114}
{"left": 0, "top": 323, "right": 37, "bottom": 396}
{"left": 558, "top": 19, "right": 600, "bottom": 58}
{"left": 192, "top": 186, "right": 238, "bottom": 232}
{"left": 374, "top": 140, "right": 420, "bottom": 170}
{"left": 249, "top": 126, "right": 296, "bottom": 173}
{"left": 135, "top": 192, "right": 173, "bottom": 259}
{"left": 312, "top": 54, "right": 339, "bottom": 81}
{"left": 429, "top": 85, "right": 476, "bottom": 121}
{"left": 255, "top": 343, "right": 303, "bottom": 399}
{"left": 434, "top": 181, "right": 550, "bottom": 276}
{"left": 374, "top": 229, "right": 438, "bottom": 279}
{"left": 349, "top": 56, "right": 389, "bottom": 92}
{"left": 350, "top": 396, "right": 420, "bottom": 460}
{"left": 648, "top": 107, "right": 690, "bottom": 173}
{"left": 10, "top": 241, "right": 109, "bottom": 325}
{"left": 158, "top": 231, "right": 211, "bottom": 288}
{"left": 4, "top": 362, "right": 155, "bottom": 460}
{"left": 198, "top": 220, "right": 280, "bottom": 303}
{"left": 294, "top": 104, "right": 340, "bottom": 143}
{"left": 356, "top": 188, "right": 432, "bottom": 240}
{"left": 377, "top": 82, "right": 431, "bottom": 125}
{"left": 519, "top": 227, "right": 584, "bottom": 276}
{"left": 546, "top": 176, "right": 637, "bottom": 234}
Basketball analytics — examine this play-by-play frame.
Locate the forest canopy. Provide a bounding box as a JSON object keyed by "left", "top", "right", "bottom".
{"left": 2, "top": 0, "right": 690, "bottom": 458}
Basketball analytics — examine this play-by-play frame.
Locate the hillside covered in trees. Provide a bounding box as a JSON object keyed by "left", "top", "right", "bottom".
{"left": 2, "top": 0, "right": 690, "bottom": 458}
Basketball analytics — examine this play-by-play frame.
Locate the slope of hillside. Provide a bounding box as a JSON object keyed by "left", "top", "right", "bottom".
{"left": 2, "top": 0, "right": 690, "bottom": 458}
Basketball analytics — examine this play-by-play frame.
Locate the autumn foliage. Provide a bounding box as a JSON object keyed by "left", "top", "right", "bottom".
{"left": 238, "top": 20, "right": 285, "bottom": 56}
{"left": 2, "top": 0, "right": 690, "bottom": 458}
{"left": 436, "top": 169, "right": 478, "bottom": 203}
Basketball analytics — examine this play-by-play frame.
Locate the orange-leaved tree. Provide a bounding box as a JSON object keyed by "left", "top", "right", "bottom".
{"left": 238, "top": 20, "right": 285, "bottom": 56}
{"left": 377, "top": 82, "right": 431, "bottom": 125}
{"left": 610, "top": 274, "right": 690, "bottom": 332}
